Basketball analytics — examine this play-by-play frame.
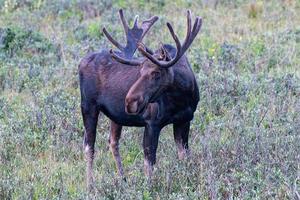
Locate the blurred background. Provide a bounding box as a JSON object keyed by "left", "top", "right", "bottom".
{"left": 0, "top": 0, "right": 299, "bottom": 199}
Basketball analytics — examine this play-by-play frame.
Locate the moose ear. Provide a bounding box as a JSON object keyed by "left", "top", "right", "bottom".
{"left": 158, "top": 45, "right": 171, "bottom": 61}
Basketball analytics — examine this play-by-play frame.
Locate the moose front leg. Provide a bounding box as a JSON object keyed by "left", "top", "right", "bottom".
{"left": 81, "top": 104, "right": 99, "bottom": 190}
{"left": 109, "top": 120, "right": 124, "bottom": 178}
{"left": 173, "top": 121, "right": 190, "bottom": 160}
{"left": 143, "top": 125, "right": 161, "bottom": 178}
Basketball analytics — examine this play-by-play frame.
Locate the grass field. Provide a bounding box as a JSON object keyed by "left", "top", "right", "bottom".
{"left": 0, "top": 0, "right": 299, "bottom": 199}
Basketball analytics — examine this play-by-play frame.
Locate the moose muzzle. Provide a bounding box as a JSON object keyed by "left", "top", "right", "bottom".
{"left": 125, "top": 94, "right": 145, "bottom": 114}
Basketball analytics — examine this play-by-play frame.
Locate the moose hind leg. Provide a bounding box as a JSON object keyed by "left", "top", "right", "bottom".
{"left": 109, "top": 120, "right": 124, "bottom": 177}
{"left": 173, "top": 121, "right": 190, "bottom": 160}
{"left": 82, "top": 103, "right": 99, "bottom": 189}
{"left": 143, "top": 125, "right": 161, "bottom": 178}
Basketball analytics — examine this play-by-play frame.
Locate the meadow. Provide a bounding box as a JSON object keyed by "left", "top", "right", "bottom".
{"left": 0, "top": 0, "right": 299, "bottom": 199}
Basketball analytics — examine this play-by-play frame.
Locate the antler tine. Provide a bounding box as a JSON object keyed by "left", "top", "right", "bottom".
{"left": 185, "top": 10, "right": 192, "bottom": 45}
{"left": 166, "top": 22, "right": 182, "bottom": 54}
{"left": 194, "top": 18, "right": 203, "bottom": 35}
{"left": 133, "top": 15, "right": 139, "bottom": 28}
{"left": 192, "top": 18, "right": 200, "bottom": 37}
{"left": 140, "top": 15, "right": 159, "bottom": 39}
{"left": 110, "top": 49, "right": 141, "bottom": 66}
{"left": 119, "top": 9, "right": 129, "bottom": 35}
{"left": 138, "top": 43, "right": 162, "bottom": 66}
{"left": 185, "top": 17, "right": 202, "bottom": 51}
{"left": 181, "top": 17, "right": 200, "bottom": 53}
{"left": 103, "top": 27, "right": 124, "bottom": 50}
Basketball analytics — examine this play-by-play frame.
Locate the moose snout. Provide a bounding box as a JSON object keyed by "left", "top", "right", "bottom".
{"left": 125, "top": 95, "right": 144, "bottom": 114}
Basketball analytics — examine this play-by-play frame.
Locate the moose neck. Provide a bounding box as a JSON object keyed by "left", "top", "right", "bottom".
{"left": 169, "top": 61, "right": 196, "bottom": 95}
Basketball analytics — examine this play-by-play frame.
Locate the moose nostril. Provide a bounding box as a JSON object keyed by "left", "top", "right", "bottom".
{"left": 126, "top": 95, "right": 142, "bottom": 104}
{"left": 125, "top": 94, "right": 144, "bottom": 114}
{"left": 126, "top": 100, "right": 138, "bottom": 114}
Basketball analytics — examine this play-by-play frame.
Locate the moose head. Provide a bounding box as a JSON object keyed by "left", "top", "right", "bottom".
{"left": 106, "top": 10, "right": 202, "bottom": 115}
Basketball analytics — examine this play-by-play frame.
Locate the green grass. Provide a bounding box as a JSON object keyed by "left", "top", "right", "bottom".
{"left": 0, "top": 0, "right": 300, "bottom": 199}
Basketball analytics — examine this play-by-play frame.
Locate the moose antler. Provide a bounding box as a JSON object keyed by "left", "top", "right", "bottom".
{"left": 103, "top": 9, "right": 158, "bottom": 61}
{"left": 137, "top": 10, "right": 202, "bottom": 68}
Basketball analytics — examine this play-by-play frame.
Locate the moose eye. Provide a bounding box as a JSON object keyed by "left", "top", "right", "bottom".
{"left": 151, "top": 71, "right": 160, "bottom": 80}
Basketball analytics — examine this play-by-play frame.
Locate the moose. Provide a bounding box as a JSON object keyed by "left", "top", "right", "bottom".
{"left": 79, "top": 9, "right": 202, "bottom": 186}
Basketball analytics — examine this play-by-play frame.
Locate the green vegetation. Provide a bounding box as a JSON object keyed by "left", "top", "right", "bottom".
{"left": 0, "top": 0, "right": 299, "bottom": 199}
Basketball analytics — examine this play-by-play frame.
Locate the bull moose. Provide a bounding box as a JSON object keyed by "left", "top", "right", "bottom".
{"left": 78, "top": 9, "right": 202, "bottom": 186}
